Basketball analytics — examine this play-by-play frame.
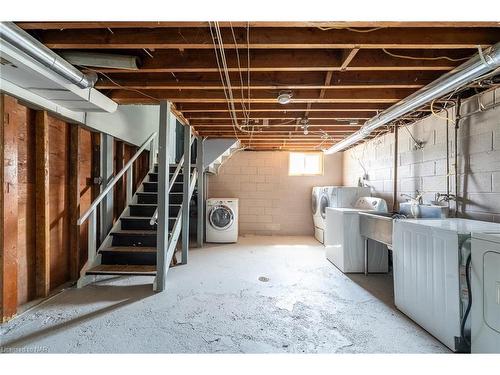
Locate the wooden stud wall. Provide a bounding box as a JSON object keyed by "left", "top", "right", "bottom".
{"left": 0, "top": 93, "right": 151, "bottom": 322}
{"left": 1, "top": 94, "right": 19, "bottom": 322}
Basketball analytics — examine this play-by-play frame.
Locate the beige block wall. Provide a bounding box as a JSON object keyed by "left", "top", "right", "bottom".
{"left": 208, "top": 151, "right": 343, "bottom": 235}
{"left": 343, "top": 87, "right": 500, "bottom": 222}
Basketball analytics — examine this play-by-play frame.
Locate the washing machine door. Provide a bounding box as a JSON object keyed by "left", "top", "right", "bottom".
{"left": 312, "top": 190, "right": 318, "bottom": 215}
{"left": 319, "top": 192, "right": 331, "bottom": 219}
{"left": 209, "top": 205, "right": 235, "bottom": 230}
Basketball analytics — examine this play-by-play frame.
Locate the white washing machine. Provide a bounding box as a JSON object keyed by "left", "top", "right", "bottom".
{"left": 393, "top": 219, "right": 500, "bottom": 352}
{"left": 312, "top": 186, "right": 323, "bottom": 239}
{"left": 325, "top": 197, "right": 389, "bottom": 273}
{"left": 206, "top": 198, "right": 239, "bottom": 243}
{"left": 471, "top": 232, "right": 500, "bottom": 353}
{"left": 314, "top": 186, "right": 371, "bottom": 243}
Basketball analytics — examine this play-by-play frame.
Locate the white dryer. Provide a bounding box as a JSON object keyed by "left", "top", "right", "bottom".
{"left": 312, "top": 186, "right": 323, "bottom": 240}
{"left": 314, "top": 186, "right": 371, "bottom": 243}
{"left": 471, "top": 232, "right": 500, "bottom": 353}
{"left": 325, "top": 197, "right": 389, "bottom": 273}
{"left": 206, "top": 198, "right": 239, "bottom": 243}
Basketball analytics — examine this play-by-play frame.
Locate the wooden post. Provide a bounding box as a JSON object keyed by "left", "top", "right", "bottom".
{"left": 154, "top": 100, "right": 170, "bottom": 292}
{"left": 68, "top": 124, "right": 80, "bottom": 280}
{"left": 181, "top": 127, "right": 191, "bottom": 264}
{"left": 0, "top": 94, "right": 19, "bottom": 322}
{"left": 35, "top": 110, "right": 50, "bottom": 297}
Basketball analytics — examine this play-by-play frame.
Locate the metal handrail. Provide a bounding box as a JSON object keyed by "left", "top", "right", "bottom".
{"left": 150, "top": 134, "right": 195, "bottom": 225}
{"left": 77, "top": 131, "right": 157, "bottom": 226}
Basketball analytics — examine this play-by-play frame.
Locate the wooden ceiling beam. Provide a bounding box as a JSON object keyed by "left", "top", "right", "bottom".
{"left": 175, "top": 102, "right": 391, "bottom": 112}
{"left": 84, "top": 49, "right": 467, "bottom": 74}
{"left": 35, "top": 27, "right": 500, "bottom": 49}
{"left": 186, "top": 114, "right": 371, "bottom": 119}
{"left": 96, "top": 82, "right": 425, "bottom": 90}
{"left": 16, "top": 22, "right": 500, "bottom": 30}
{"left": 190, "top": 119, "right": 364, "bottom": 126}
{"left": 340, "top": 48, "right": 361, "bottom": 71}
{"left": 108, "top": 87, "right": 415, "bottom": 104}
{"left": 115, "top": 97, "right": 400, "bottom": 104}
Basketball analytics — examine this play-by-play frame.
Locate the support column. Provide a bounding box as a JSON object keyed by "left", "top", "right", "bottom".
{"left": 181, "top": 126, "right": 191, "bottom": 264}
{"left": 392, "top": 124, "right": 399, "bottom": 212}
{"left": 154, "top": 100, "right": 170, "bottom": 292}
{"left": 196, "top": 136, "right": 204, "bottom": 248}
{"left": 68, "top": 124, "right": 80, "bottom": 281}
{"left": 100, "top": 134, "right": 114, "bottom": 243}
{"left": 114, "top": 140, "right": 124, "bottom": 220}
{"left": 35, "top": 110, "right": 50, "bottom": 297}
{"left": 1, "top": 94, "right": 18, "bottom": 322}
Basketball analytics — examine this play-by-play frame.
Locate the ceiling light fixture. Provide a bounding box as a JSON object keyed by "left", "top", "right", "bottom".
{"left": 300, "top": 116, "right": 309, "bottom": 135}
{"left": 277, "top": 90, "right": 293, "bottom": 105}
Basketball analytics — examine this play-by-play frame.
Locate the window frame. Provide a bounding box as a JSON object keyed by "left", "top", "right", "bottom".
{"left": 288, "top": 151, "right": 324, "bottom": 177}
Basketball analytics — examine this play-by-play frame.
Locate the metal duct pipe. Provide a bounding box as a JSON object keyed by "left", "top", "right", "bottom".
{"left": 325, "top": 42, "right": 500, "bottom": 154}
{"left": 0, "top": 22, "right": 97, "bottom": 88}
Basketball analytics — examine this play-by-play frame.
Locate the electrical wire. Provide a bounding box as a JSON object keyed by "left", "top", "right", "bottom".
{"left": 382, "top": 48, "right": 472, "bottom": 62}
{"left": 229, "top": 22, "right": 249, "bottom": 120}
{"left": 461, "top": 252, "right": 472, "bottom": 348}
{"left": 316, "top": 26, "right": 384, "bottom": 33}
{"left": 208, "top": 22, "right": 244, "bottom": 138}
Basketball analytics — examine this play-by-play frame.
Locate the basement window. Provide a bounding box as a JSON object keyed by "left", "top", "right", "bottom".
{"left": 288, "top": 152, "right": 323, "bottom": 176}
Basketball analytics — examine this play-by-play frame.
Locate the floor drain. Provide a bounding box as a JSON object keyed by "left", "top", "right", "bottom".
{"left": 258, "top": 276, "right": 270, "bottom": 282}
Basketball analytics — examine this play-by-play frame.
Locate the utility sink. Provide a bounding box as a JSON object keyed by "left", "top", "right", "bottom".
{"left": 359, "top": 203, "right": 449, "bottom": 248}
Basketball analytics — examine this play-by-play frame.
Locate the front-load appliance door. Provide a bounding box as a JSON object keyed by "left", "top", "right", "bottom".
{"left": 209, "top": 205, "right": 235, "bottom": 231}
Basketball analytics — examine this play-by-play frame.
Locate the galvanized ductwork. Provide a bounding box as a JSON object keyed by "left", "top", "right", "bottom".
{"left": 0, "top": 22, "right": 97, "bottom": 89}
{"left": 325, "top": 42, "right": 500, "bottom": 154}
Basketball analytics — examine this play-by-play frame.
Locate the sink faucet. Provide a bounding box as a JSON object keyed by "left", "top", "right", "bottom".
{"left": 401, "top": 190, "right": 424, "bottom": 204}
{"left": 435, "top": 192, "right": 456, "bottom": 203}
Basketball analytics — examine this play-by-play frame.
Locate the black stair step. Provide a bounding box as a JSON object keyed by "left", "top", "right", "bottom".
{"left": 143, "top": 181, "right": 158, "bottom": 192}
{"left": 137, "top": 192, "right": 158, "bottom": 204}
{"left": 100, "top": 247, "right": 157, "bottom": 266}
{"left": 169, "top": 192, "right": 184, "bottom": 204}
{"left": 85, "top": 264, "right": 156, "bottom": 276}
{"left": 136, "top": 191, "right": 185, "bottom": 204}
{"left": 110, "top": 230, "right": 158, "bottom": 247}
{"left": 129, "top": 203, "right": 181, "bottom": 217}
{"left": 153, "top": 164, "right": 196, "bottom": 173}
{"left": 148, "top": 172, "right": 184, "bottom": 182}
{"left": 120, "top": 216, "right": 158, "bottom": 231}
{"left": 120, "top": 216, "right": 176, "bottom": 231}
{"left": 143, "top": 181, "right": 182, "bottom": 193}
{"left": 170, "top": 182, "right": 183, "bottom": 193}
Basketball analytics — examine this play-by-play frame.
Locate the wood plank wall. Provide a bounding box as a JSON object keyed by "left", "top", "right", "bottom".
{"left": 1, "top": 93, "right": 151, "bottom": 321}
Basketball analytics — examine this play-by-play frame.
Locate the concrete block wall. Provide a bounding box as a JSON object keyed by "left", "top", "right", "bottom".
{"left": 208, "top": 151, "right": 343, "bottom": 235}
{"left": 343, "top": 87, "right": 500, "bottom": 222}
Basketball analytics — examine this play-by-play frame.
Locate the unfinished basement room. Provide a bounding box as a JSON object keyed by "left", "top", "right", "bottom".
{"left": 1, "top": 1, "right": 500, "bottom": 372}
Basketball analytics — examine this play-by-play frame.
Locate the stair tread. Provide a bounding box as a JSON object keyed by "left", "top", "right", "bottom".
{"left": 86, "top": 264, "right": 156, "bottom": 276}
{"left": 137, "top": 192, "right": 183, "bottom": 195}
{"left": 100, "top": 246, "right": 157, "bottom": 253}
{"left": 130, "top": 203, "right": 182, "bottom": 207}
{"left": 121, "top": 216, "right": 177, "bottom": 220}
{"left": 111, "top": 229, "right": 157, "bottom": 234}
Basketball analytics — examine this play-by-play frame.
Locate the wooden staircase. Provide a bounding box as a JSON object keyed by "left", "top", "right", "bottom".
{"left": 84, "top": 163, "right": 192, "bottom": 277}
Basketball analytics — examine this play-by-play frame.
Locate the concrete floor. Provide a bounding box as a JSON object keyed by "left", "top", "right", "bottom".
{"left": 0, "top": 236, "right": 448, "bottom": 353}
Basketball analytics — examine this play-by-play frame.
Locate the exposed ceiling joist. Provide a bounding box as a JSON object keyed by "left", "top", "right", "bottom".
{"left": 32, "top": 27, "right": 499, "bottom": 50}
